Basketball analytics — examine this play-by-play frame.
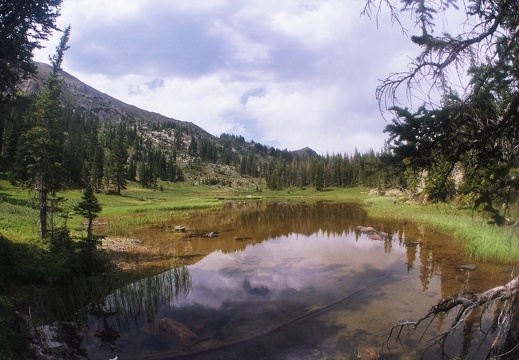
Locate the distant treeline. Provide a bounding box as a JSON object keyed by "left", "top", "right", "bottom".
{"left": 0, "top": 95, "right": 404, "bottom": 192}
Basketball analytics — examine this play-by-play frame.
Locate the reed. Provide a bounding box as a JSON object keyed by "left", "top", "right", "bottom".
{"left": 105, "top": 258, "right": 191, "bottom": 321}
{"left": 364, "top": 195, "right": 519, "bottom": 264}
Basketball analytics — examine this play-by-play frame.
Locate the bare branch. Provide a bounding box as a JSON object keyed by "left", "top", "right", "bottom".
{"left": 386, "top": 276, "right": 519, "bottom": 356}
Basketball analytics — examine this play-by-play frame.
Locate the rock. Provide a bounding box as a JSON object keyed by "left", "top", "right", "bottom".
{"left": 93, "top": 326, "right": 119, "bottom": 344}
{"left": 37, "top": 325, "right": 63, "bottom": 349}
{"left": 368, "top": 189, "right": 379, "bottom": 196}
{"left": 460, "top": 264, "right": 477, "bottom": 271}
{"left": 357, "top": 225, "right": 389, "bottom": 240}
{"left": 158, "top": 318, "right": 197, "bottom": 349}
{"left": 202, "top": 231, "right": 219, "bottom": 238}
{"left": 424, "top": 290, "right": 437, "bottom": 298}
{"left": 369, "top": 233, "right": 383, "bottom": 241}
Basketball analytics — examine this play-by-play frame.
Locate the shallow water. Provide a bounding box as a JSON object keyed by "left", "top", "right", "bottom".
{"left": 83, "top": 202, "right": 513, "bottom": 359}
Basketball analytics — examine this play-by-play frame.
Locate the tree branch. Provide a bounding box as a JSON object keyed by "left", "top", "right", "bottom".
{"left": 386, "top": 276, "right": 519, "bottom": 356}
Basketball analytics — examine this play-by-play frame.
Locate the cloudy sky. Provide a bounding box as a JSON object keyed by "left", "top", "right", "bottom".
{"left": 33, "top": 0, "right": 424, "bottom": 155}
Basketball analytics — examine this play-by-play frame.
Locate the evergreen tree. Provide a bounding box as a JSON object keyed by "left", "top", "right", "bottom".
{"left": 19, "top": 25, "right": 70, "bottom": 239}
{"left": 314, "top": 160, "right": 324, "bottom": 191}
{"left": 90, "top": 146, "right": 104, "bottom": 191}
{"left": 74, "top": 184, "right": 103, "bottom": 273}
{"left": 188, "top": 135, "right": 198, "bottom": 156}
{"left": 107, "top": 125, "right": 128, "bottom": 195}
{"left": 0, "top": 0, "right": 62, "bottom": 96}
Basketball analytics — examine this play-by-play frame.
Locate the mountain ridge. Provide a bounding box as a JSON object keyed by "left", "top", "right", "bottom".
{"left": 24, "top": 62, "right": 317, "bottom": 157}
{"left": 24, "top": 62, "right": 214, "bottom": 139}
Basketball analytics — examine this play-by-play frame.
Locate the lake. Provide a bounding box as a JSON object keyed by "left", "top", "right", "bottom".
{"left": 80, "top": 201, "right": 512, "bottom": 359}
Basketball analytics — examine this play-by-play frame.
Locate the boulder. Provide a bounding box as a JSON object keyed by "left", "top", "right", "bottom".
{"left": 158, "top": 318, "right": 197, "bottom": 349}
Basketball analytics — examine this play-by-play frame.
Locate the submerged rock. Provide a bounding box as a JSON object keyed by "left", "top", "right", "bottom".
{"left": 369, "top": 233, "right": 383, "bottom": 241}
{"left": 158, "top": 318, "right": 197, "bottom": 349}
{"left": 37, "top": 325, "right": 63, "bottom": 349}
{"left": 460, "top": 264, "right": 477, "bottom": 271}
{"left": 235, "top": 236, "right": 252, "bottom": 242}
{"left": 356, "top": 226, "right": 375, "bottom": 233}
{"left": 356, "top": 225, "right": 389, "bottom": 241}
{"left": 203, "top": 231, "right": 219, "bottom": 238}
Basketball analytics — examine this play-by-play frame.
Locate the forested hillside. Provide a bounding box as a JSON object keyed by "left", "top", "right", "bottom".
{"left": 1, "top": 62, "right": 404, "bottom": 194}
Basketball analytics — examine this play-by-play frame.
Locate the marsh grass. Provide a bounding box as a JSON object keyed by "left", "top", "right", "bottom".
{"left": 104, "top": 258, "right": 191, "bottom": 321}
{"left": 365, "top": 195, "right": 519, "bottom": 264}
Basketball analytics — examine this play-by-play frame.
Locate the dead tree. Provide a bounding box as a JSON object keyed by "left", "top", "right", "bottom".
{"left": 387, "top": 276, "right": 519, "bottom": 358}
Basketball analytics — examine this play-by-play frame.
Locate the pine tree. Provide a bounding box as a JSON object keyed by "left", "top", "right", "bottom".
{"left": 74, "top": 184, "right": 103, "bottom": 273}
{"left": 20, "top": 25, "right": 70, "bottom": 240}
{"left": 107, "top": 125, "right": 128, "bottom": 195}
{"left": 0, "top": 0, "right": 62, "bottom": 96}
{"left": 314, "top": 160, "right": 324, "bottom": 191}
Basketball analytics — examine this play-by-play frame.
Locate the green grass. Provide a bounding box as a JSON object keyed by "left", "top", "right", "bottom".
{"left": 2, "top": 179, "right": 518, "bottom": 263}
{"left": 364, "top": 195, "right": 519, "bottom": 264}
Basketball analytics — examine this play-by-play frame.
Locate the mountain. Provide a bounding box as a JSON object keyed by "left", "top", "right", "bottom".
{"left": 22, "top": 62, "right": 318, "bottom": 159}
{"left": 12, "top": 62, "right": 328, "bottom": 190}
{"left": 22, "top": 62, "right": 213, "bottom": 139}
{"left": 292, "top": 147, "right": 319, "bottom": 158}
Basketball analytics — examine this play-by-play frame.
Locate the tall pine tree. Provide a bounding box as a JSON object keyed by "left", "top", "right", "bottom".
{"left": 20, "top": 25, "right": 70, "bottom": 240}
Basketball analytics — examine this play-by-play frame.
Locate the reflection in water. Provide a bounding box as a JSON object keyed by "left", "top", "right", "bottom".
{"left": 82, "top": 202, "right": 512, "bottom": 359}
{"left": 105, "top": 259, "right": 191, "bottom": 321}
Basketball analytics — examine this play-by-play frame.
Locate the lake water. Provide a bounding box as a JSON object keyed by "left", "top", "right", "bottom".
{"left": 82, "top": 202, "right": 513, "bottom": 359}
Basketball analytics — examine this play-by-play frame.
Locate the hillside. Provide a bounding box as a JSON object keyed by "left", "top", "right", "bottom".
{"left": 23, "top": 62, "right": 214, "bottom": 139}
{"left": 13, "top": 63, "right": 326, "bottom": 190}
{"left": 7, "top": 62, "right": 392, "bottom": 192}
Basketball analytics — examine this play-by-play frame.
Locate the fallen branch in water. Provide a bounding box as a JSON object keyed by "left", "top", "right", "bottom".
{"left": 386, "top": 276, "right": 519, "bottom": 358}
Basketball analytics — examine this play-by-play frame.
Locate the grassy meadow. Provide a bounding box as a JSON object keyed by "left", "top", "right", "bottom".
{"left": 1, "top": 178, "right": 519, "bottom": 264}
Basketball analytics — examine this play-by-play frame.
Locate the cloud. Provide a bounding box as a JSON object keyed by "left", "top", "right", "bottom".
{"left": 33, "top": 0, "right": 420, "bottom": 155}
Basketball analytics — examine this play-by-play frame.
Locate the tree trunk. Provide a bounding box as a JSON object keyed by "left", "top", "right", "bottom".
{"left": 38, "top": 178, "right": 47, "bottom": 240}
{"left": 502, "top": 295, "right": 519, "bottom": 359}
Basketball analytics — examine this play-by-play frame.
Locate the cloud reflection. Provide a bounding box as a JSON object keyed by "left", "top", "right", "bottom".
{"left": 177, "top": 231, "right": 405, "bottom": 309}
